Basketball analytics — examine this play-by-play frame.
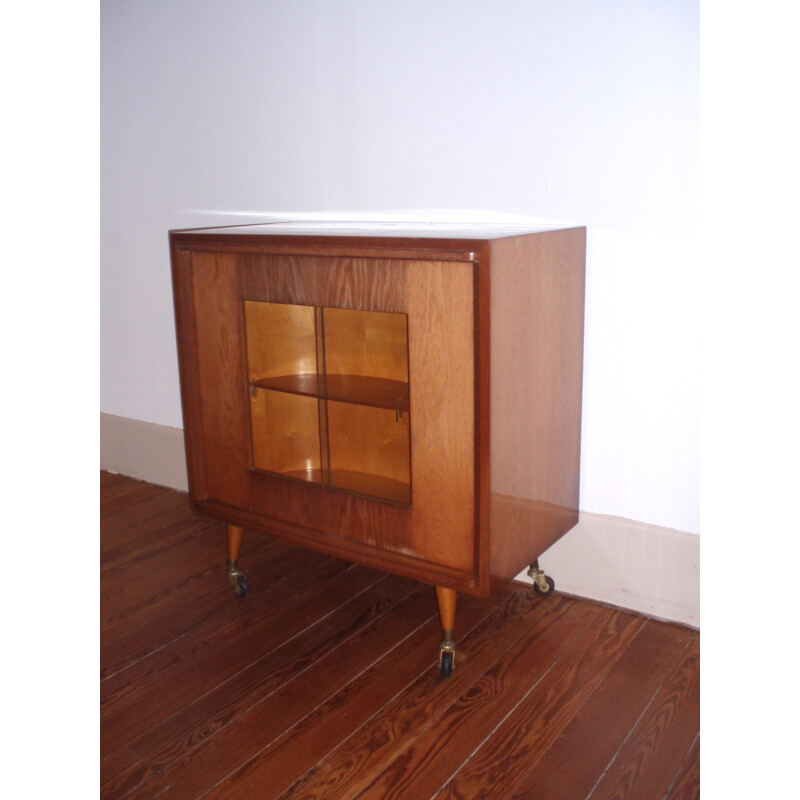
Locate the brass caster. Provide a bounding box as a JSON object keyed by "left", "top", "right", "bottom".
{"left": 439, "top": 641, "right": 456, "bottom": 679}
{"left": 527, "top": 563, "right": 555, "bottom": 596}
{"left": 227, "top": 560, "right": 249, "bottom": 597}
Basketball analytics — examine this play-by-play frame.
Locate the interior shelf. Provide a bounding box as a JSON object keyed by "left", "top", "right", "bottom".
{"left": 275, "top": 467, "right": 326, "bottom": 484}
{"left": 250, "top": 373, "right": 409, "bottom": 412}
{"left": 251, "top": 374, "right": 320, "bottom": 398}
{"left": 326, "top": 375, "right": 409, "bottom": 412}
{"left": 253, "top": 467, "right": 410, "bottom": 506}
{"left": 329, "top": 469, "right": 411, "bottom": 506}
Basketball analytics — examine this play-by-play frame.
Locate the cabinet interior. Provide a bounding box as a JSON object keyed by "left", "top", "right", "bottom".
{"left": 244, "top": 300, "right": 411, "bottom": 505}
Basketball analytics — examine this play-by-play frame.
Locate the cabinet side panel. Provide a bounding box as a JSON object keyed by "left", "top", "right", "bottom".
{"left": 489, "top": 229, "right": 586, "bottom": 583}
{"left": 408, "top": 261, "right": 475, "bottom": 573}
{"left": 171, "top": 247, "right": 209, "bottom": 501}
{"left": 191, "top": 251, "right": 253, "bottom": 507}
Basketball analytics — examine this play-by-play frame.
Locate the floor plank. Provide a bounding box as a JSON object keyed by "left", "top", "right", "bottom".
{"left": 100, "top": 538, "right": 300, "bottom": 679}
{"left": 355, "top": 601, "right": 614, "bottom": 799}
{"left": 205, "top": 591, "right": 507, "bottom": 800}
{"left": 102, "top": 571, "right": 416, "bottom": 799}
{"left": 510, "top": 621, "right": 696, "bottom": 800}
{"left": 435, "top": 609, "right": 647, "bottom": 800}
{"left": 100, "top": 489, "right": 195, "bottom": 556}
{"left": 130, "top": 571, "right": 412, "bottom": 765}
{"left": 101, "top": 471, "right": 128, "bottom": 490}
{"left": 101, "top": 557, "right": 366, "bottom": 755}
{"left": 665, "top": 734, "right": 700, "bottom": 800}
{"left": 277, "top": 589, "right": 576, "bottom": 800}
{"left": 589, "top": 634, "right": 701, "bottom": 800}
{"left": 122, "top": 587, "right": 438, "bottom": 799}
{"left": 100, "top": 473, "right": 700, "bottom": 800}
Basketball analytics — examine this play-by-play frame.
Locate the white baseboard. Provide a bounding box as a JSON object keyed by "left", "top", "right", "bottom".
{"left": 100, "top": 413, "right": 699, "bottom": 627}
{"left": 100, "top": 412, "right": 188, "bottom": 492}
{"left": 517, "top": 512, "right": 700, "bottom": 628}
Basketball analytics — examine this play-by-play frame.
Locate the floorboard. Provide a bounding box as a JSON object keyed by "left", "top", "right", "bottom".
{"left": 278, "top": 589, "right": 573, "bottom": 800}
{"left": 100, "top": 473, "right": 699, "bottom": 800}
{"left": 434, "top": 609, "right": 648, "bottom": 800}
{"left": 509, "top": 620, "right": 696, "bottom": 800}
{"left": 588, "top": 635, "right": 701, "bottom": 800}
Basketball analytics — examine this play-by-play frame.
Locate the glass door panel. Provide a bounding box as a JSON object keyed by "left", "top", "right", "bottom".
{"left": 327, "top": 400, "right": 411, "bottom": 505}
{"left": 242, "top": 300, "right": 411, "bottom": 503}
{"left": 244, "top": 300, "right": 324, "bottom": 484}
{"left": 244, "top": 301, "right": 319, "bottom": 392}
{"left": 323, "top": 307, "right": 411, "bottom": 504}
{"left": 322, "top": 308, "right": 409, "bottom": 411}
{"left": 249, "top": 388, "right": 323, "bottom": 482}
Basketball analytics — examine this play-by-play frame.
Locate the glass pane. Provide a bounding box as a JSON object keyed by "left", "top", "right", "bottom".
{"left": 243, "top": 300, "right": 411, "bottom": 503}
{"left": 323, "top": 307, "right": 411, "bottom": 504}
{"left": 244, "top": 301, "right": 323, "bottom": 484}
{"left": 249, "top": 388, "right": 322, "bottom": 484}
{"left": 327, "top": 399, "right": 411, "bottom": 506}
{"left": 244, "top": 301, "right": 318, "bottom": 388}
{"left": 322, "top": 308, "right": 409, "bottom": 409}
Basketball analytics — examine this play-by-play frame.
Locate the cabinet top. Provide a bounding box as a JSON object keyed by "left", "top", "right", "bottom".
{"left": 170, "top": 219, "right": 579, "bottom": 241}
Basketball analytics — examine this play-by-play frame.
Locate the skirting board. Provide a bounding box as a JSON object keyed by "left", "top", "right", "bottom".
{"left": 517, "top": 514, "right": 699, "bottom": 628}
{"left": 101, "top": 412, "right": 189, "bottom": 493}
{"left": 100, "top": 412, "right": 699, "bottom": 627}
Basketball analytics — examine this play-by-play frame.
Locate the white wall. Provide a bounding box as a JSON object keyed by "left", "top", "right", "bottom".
{"left": 101, "top": 0, "right": 699, "bottom": 534}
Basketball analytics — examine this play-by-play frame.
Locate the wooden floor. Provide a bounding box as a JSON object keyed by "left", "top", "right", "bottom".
{"left": 100, "top": 472, "right": 699, "bottom": 800}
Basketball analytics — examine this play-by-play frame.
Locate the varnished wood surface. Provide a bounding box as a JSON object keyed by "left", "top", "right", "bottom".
{"left": 101, "top": 473, "right": 699, "bottom": 800}
{"left": 488, "top": 228, "right": 586, "bottom": 584}
{"left": 251, "top": 374, "right": 410, "bottom": 412}
{"left": 175, "top": 247, "right": 479, "bottom": 586}
{"left": 172, "top": 227, "right": 587, "bottom": 597}
{"left": 406, "top": 258, "right": 475, "bottom": 573}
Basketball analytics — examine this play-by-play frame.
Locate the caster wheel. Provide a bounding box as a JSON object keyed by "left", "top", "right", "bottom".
{"left": 234, "top": 577, "right": 249, "bottom": 597}
{"left": 533, "top": 575, "right": 555, "bottom": 596}
{"left": 440, "top": 650, "right": 454, "bottom": 678}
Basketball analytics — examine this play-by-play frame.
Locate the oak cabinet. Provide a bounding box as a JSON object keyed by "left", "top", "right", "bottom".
{"left": 170, "top": 221, "right": 585, "bottom": 675}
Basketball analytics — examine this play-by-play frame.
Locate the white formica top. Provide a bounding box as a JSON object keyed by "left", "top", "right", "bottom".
{"left": 173, "top": 219, "right": 574, "bottom": 240}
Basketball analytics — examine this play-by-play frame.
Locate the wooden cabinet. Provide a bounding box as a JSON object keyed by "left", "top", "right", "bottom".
{"left": 170, "top": 221, "right": 586, "bottom": 676}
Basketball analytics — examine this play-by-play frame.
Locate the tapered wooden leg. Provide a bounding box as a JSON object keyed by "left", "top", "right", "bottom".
{"left": 226, "top": 524, "right": 249, "bottom": 597}
{"left": 435, "top": 586, "right": 457, "bottom": 678}
{"left": 227, "top": 524, "right": 244, "bottom": 562}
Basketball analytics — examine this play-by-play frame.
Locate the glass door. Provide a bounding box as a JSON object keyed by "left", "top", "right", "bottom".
{"left": 243, "top": 300, "right": 411, "bottom": 505}
{"left": 244, "top": 301, "right": 325, "bottom": 484}
{"left": 322, "top": 307, "right": 411, "bottom": 505}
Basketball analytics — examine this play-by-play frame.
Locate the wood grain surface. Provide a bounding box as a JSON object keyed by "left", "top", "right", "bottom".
{"left": 101, "top": 474, "right": 699, "bottom": 800}
{"left": 176, "top": 247, "right": 480, "bottom": 586}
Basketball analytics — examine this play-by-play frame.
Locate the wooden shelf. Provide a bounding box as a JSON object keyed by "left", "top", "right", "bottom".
{"left": 326, "top": 375, "right": 409, "bottom": 412}
{"left": 279, "top": 467, "right": 326, "bottom": 485}
{"left": 329, "top": 469, "right": 411, "bottom": 506}
{"left": 251, "top": 373, "right": 409, "bottom": 412}
{"left": 254, "top": 467, "right": 410, "bottom": 505}
{"left": 251, "top": 374, "right": 320, "bottom": 398}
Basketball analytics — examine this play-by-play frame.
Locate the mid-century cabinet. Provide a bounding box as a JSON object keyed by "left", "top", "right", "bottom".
{"left": 170, "top": 221, "right": 586, "bottom": 677}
